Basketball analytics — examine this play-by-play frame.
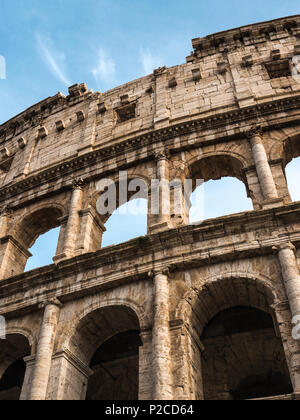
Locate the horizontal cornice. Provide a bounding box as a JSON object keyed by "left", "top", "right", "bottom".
{"left": 1, "top": 94, "right": 300, "bottom": 205}
{"left": 1, "top": 201, "right": 300, "bottom": 316}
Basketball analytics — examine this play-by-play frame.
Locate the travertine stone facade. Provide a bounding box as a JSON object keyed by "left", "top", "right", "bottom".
{"left": 1, "top": 15, "right": 300, "bottom": 400}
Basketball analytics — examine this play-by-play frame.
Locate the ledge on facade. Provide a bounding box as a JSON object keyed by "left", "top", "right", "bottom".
{"left": 1, "top": 201, "right": 300, "bottom": 305}
{"left": 1, "top": 93, "right": 300, "bottom": 208}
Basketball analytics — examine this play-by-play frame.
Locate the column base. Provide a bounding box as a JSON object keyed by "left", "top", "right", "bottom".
{"left": 149, "top": 221, "right": 171, "bottom": 234}
{"left": 53, "top": 252, "right": 72, "bottom": 263}
{"left": 261, "top": 197, "right": 283, "bottom": 210}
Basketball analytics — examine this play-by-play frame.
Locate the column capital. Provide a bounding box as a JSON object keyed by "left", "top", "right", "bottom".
{"left": 0, "top": 204, "right": 12, "bottom": 216}
{"left": 247, "top": 125, "right": 264, "bottom": 140}
{"left": 38, "top": 297, "right": 62, "bottom": 310}
{"left": 272, "top": 242, "right": 296, "bottom": 254}
{"left": 148, "top": 266, "right": 170, "bottom": 278}
{"left": 72, "top": 178, "right": 85, "bottom": 190}
{"left": 153, "top": 150, "right": 170, "bottom": 162}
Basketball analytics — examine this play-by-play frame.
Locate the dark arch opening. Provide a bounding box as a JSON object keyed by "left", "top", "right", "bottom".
{"left": 232, "top": 371, "right": 292, "bottom": 401}
{"left": 202, "top": 307, "right": 274, "bottom": 339}
{"left": 201, "top": 307, "right": 293, "bottom": 400}
{"left": 68, "top": 305, "right": 141, "bottom": 400}
{"left": 0, "top": 334, "right": 31, "bottom": 400}
{"left": 86, "top": 330, "right": 142, "bottom": 400}
{"left": 0, "top": 359, "right": 26, "bottom": 400}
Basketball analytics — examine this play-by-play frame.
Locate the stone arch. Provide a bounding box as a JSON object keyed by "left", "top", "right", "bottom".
{"left": 59, "top": 298, "right": 149, "bottom": 357}
{"left": 58, "top": 299, "right": 148, "bottom": 400}
{"left": 268, "top": 132, "right": 300, "bottom": 203}
{"left": 268, "top": 127, "right": 300, "bottom": 164}
{"left": 176, "top": 272, "right": 293, "bottom": 400}
{"left": 6, "top": 203, "right": 65, "bottom": 275}
{"left": 4, "top": 326, "right": 36, "bottom": 355}
{"left": 88, "top": 173, "right": 150, "bottom": 226}
{"left": 12, "top": 203, "right": 65, "bottom": 250}
{"left": 185, "top": 150, "right": 249, "bottom": 184}
{"left": 182, "top": 151, "right": 254, "bottom": 218}
{"left": 281, "top": 134, "right": 300, "bottom": 168}
{"left": 176, "top": 271, "right": 279, "bottom": 334}
{"left": 88, "top": 173, "right": 151, "bottom": 207}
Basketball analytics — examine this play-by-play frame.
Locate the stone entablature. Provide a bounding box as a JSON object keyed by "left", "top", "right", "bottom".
{"left": 1, "top": 200, "right": 300, "bottom": 317}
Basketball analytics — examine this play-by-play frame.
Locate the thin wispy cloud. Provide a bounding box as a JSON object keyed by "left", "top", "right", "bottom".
{"left": 92, "top": 49, "right": 116, "bottom": 88}
{"left": 139, "top": 49, "right": 164, "bottom": 75}
{"left": 35, "top": 33, "right": 71, "bottom": 86}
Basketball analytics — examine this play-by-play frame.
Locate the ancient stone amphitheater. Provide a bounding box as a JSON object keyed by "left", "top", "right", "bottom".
{"left": 1, "top": 15, "right": 300, "bottom": 400}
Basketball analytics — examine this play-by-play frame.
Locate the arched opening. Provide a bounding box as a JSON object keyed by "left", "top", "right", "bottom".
{"left": 283, "top": 135, "right": 300, "bottom": 203}
{"left": 25, "top": 227, "right": 60, "bottom": 271}
{"left": 86, "top": 330, "right": 142, "bottom": 400}
{"left": 12, "top": 207, "right": 63, "bottom": 273}
{"left": 188, "top": 155, "right": 253, "bottom": 223}
{"left": 190, "top": 178, "right": 253, "bottom": 223}
{"left": 67, "top": 305, "right": 141, "bottom": 400}
{"left": 0, "top": 334, "right": 31, "bottom": 400}
{"left": 285, "top": 157, "right": 300, "bottom": 203}
{"left": 201, "top": 307, "right": 293, "bottom": 400}
{"left": 94, "top": 176, "right": 149, "bottom": 248}
{"left": 102, "top": 199, "right": 148, "bottom": 247}
{"left": 187, "top": 277, "right": 293, "bottom": 400}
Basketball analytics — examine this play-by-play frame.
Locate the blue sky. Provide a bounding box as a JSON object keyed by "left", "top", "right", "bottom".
{"left": 0, "top": 0, "right": 299, "bottom": 270}
{"left": 0, "top": 0, "right": 299, "bottom": 123}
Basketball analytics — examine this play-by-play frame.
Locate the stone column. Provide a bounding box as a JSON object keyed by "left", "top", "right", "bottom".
{"left": 76, "top": 207, "right": 106, "bottom": 254}
{"left": 28, "top": 299, "right": 61, "bottom": 400}
{"left": 249, "top": 128, "right": 278, "bottom": 201}
{"left": 0, "top": 205, "right": 11, "bottom": 238}
{"left": 138, "top": 330, "right": 152, "bottom": 400}
{"left": 54, "top": 179, "right": 84, "bottom": 261}
{"left": 150, "top": 268, "right": 173, "bottom": 400}
{"left": 149, "top": 152, "right": 171, "bottom": 233}
{"left": 274, "top": 243, "right": 300, "bottom": 321}
{"left": 20, "top": 356, "right": 35, "bottom": 400}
